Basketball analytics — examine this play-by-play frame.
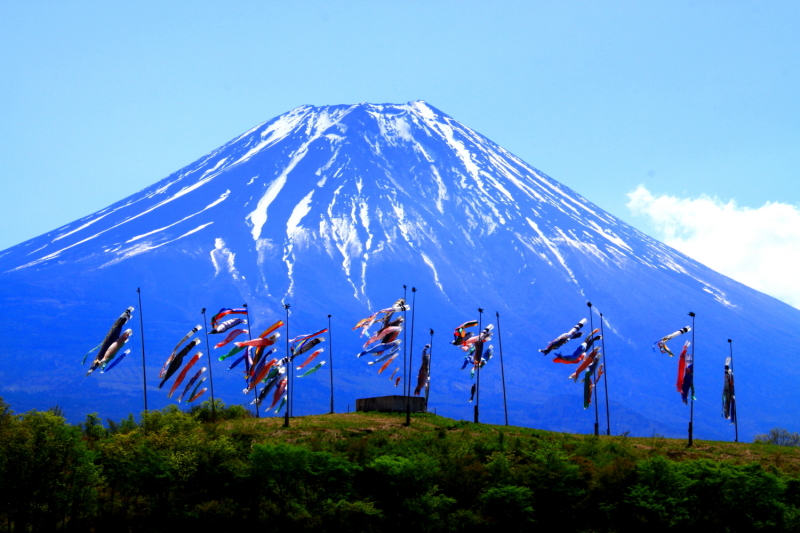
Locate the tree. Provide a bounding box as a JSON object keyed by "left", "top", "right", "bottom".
{"left": 754, "top": 428, "right": 800, "bottom": 447}
{"left": 0, "top": 409, "right": 99, "bottom": 530}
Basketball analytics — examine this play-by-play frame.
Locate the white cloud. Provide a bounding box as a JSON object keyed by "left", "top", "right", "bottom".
{"left": 627, "top": 185, "right": 800, "bottom": 309}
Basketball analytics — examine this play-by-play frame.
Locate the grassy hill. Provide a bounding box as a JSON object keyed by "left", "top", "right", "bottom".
{"left": 225, "top": 410, "right": 800, "bottom": 473}
{"left": 3, "top": 399, "right": 800, "bottom": 532}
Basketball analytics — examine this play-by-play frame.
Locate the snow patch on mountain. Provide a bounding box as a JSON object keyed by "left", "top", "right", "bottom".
{"left": 284, "top": 190, "right": 317, "bottom": 295}
{"left": 421, "top": 253, "right": 444, "bottom": 292}
{"left": 585, "top": 220, "right": 633, "bottom": 253}
{"left": 211, "top": 237, "right": 240, "bottom": 280}
{"left": 525, "top": 218, "right": 577, "bottom": 283}
{"left": 230, "top": 107, "right": 312, "bottom": 168}
{"left": 287, "top": 191, "right": 315, "bottom": 239}
{"left": 246, "top": 108, "right": 357, "bottom": 240}
{"left": 127, "top": 190, "right": 230, "bottom": 243}
{"left": 103, "top": 222, "right": 215, "bottom": 267}
{"left": 53, "top": 210, "right": 116, "bottom": 242}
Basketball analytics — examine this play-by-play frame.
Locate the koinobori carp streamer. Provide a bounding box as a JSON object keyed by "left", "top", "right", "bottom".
{"left": 87, "top": 307, "right": 134, "bottom": 373}
{"left": 539, "top": 319, "right": 586, "bottom": 355}
{"left": 161, "top": 325, "right": 202, "bottom": 378}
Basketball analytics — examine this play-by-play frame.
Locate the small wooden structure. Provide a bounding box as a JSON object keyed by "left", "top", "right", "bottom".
{"left": 355, "top": 395, "right": 426, "bottom": 413}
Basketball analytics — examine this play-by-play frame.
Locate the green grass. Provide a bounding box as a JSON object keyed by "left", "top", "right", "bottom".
{"left": 221, "top": 410, "right": 800, "bottom": 474}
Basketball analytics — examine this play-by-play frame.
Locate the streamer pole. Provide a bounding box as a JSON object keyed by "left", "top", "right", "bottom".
{"left": 688, "top": 311, "right": 696, "bottom": 447}
{"left": 495, "top": 311, "right": 509, "bottom": 426}
{"left": 243, "top": 303, "right": 259, "bottom": 418}
{"left": 200, "top": 308, "right": 217, "bottom": 423}
{"left": 406, "top": 287, "right": 417, "bottom": 426}
{"left": 403, "top": 285, "right": 408, "bottom": 405}
{"left": 425, "top": 329, "right": 433, "bottom": 410}
{"left": 600, "top": 312, "right": 611, "bottom": 435}
{"left": 588, "top": 302, "right": 599, "bottom": 436}
{"left": 136, "top": 288, "right": 148, "bottom": 412}
{"left": 289, "top": 311, "right": 294, "bottom": 418}
{"left": 328, "top": 314, "right": 334, "bottom": 414}
{"left": 475, "top": 308, "right": 483, "bottom": 424}
{"left": 284, "top": 303, "right": 291, "bottom": 427}
{"left": 729, "top": 338, "right": 738, "bottom": 443}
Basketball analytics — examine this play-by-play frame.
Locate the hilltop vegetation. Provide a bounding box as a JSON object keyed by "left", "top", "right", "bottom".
{"left": 2, "top": 397, "right": 800, "bottom": 532}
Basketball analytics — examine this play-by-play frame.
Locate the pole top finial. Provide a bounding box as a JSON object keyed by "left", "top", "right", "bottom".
{"left": 201, "top": 307, "right": 206, "bottom": 314}
{"left": 495, "top": 311, "right": 499, "bottom": 317}
{"left": 587, "top": 301, "right": 592, "bottom": 307}
{"left": 328, "top": 314, "right": 331, "bottom": 318}
{"left": 430, "top": 328, "right": 434, "bottom": 335}
{"left": 412, "top": 286, "right": 416, "bottom": 292}
{"left": 284, "top": 303, "right": 291, "bottom": 309}
{"left": 403, "top": 284, "right": 407, "bottom": 289}
{"left": 243, "top": 302, "right": 248, "bottom": 308}
{"left": 728, "top": 338, "right": 732, "bottom": 343}
{"left": 688, "top": 311, "right": 696, "bottom": 317}
{"left": 478, "top": 308, "right": 484, "bottom": 314}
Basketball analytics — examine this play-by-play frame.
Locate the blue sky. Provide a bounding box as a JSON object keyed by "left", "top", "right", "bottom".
{"left": 2, "top": 1, "right": 799, "bottom": 304}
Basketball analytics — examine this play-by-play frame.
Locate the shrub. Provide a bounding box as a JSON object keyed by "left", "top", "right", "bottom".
{"left": 251, "top": 443, "right": 360, "bottom": 509}
{"left": 755, "top": 428, "right": 800, "bottom": 447}
{"left": 480, "top": 485, "right": 535, "bottom": 529}
{"left": 190, "top": 398, "right": 252, "bottom": 422}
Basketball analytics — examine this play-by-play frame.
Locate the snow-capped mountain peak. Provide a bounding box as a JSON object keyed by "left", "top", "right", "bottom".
{"left": 2, "top": 101, "right": 799, "bottom": 441}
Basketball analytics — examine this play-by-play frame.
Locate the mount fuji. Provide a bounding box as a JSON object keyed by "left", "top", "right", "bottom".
{"left": 1, "top": 101, "right": 798, "bottom": 440}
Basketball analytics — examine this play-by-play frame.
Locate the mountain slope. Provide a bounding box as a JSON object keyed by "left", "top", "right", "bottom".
{"left": 1, "top": 101, "right": 797, "bottom": 439}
